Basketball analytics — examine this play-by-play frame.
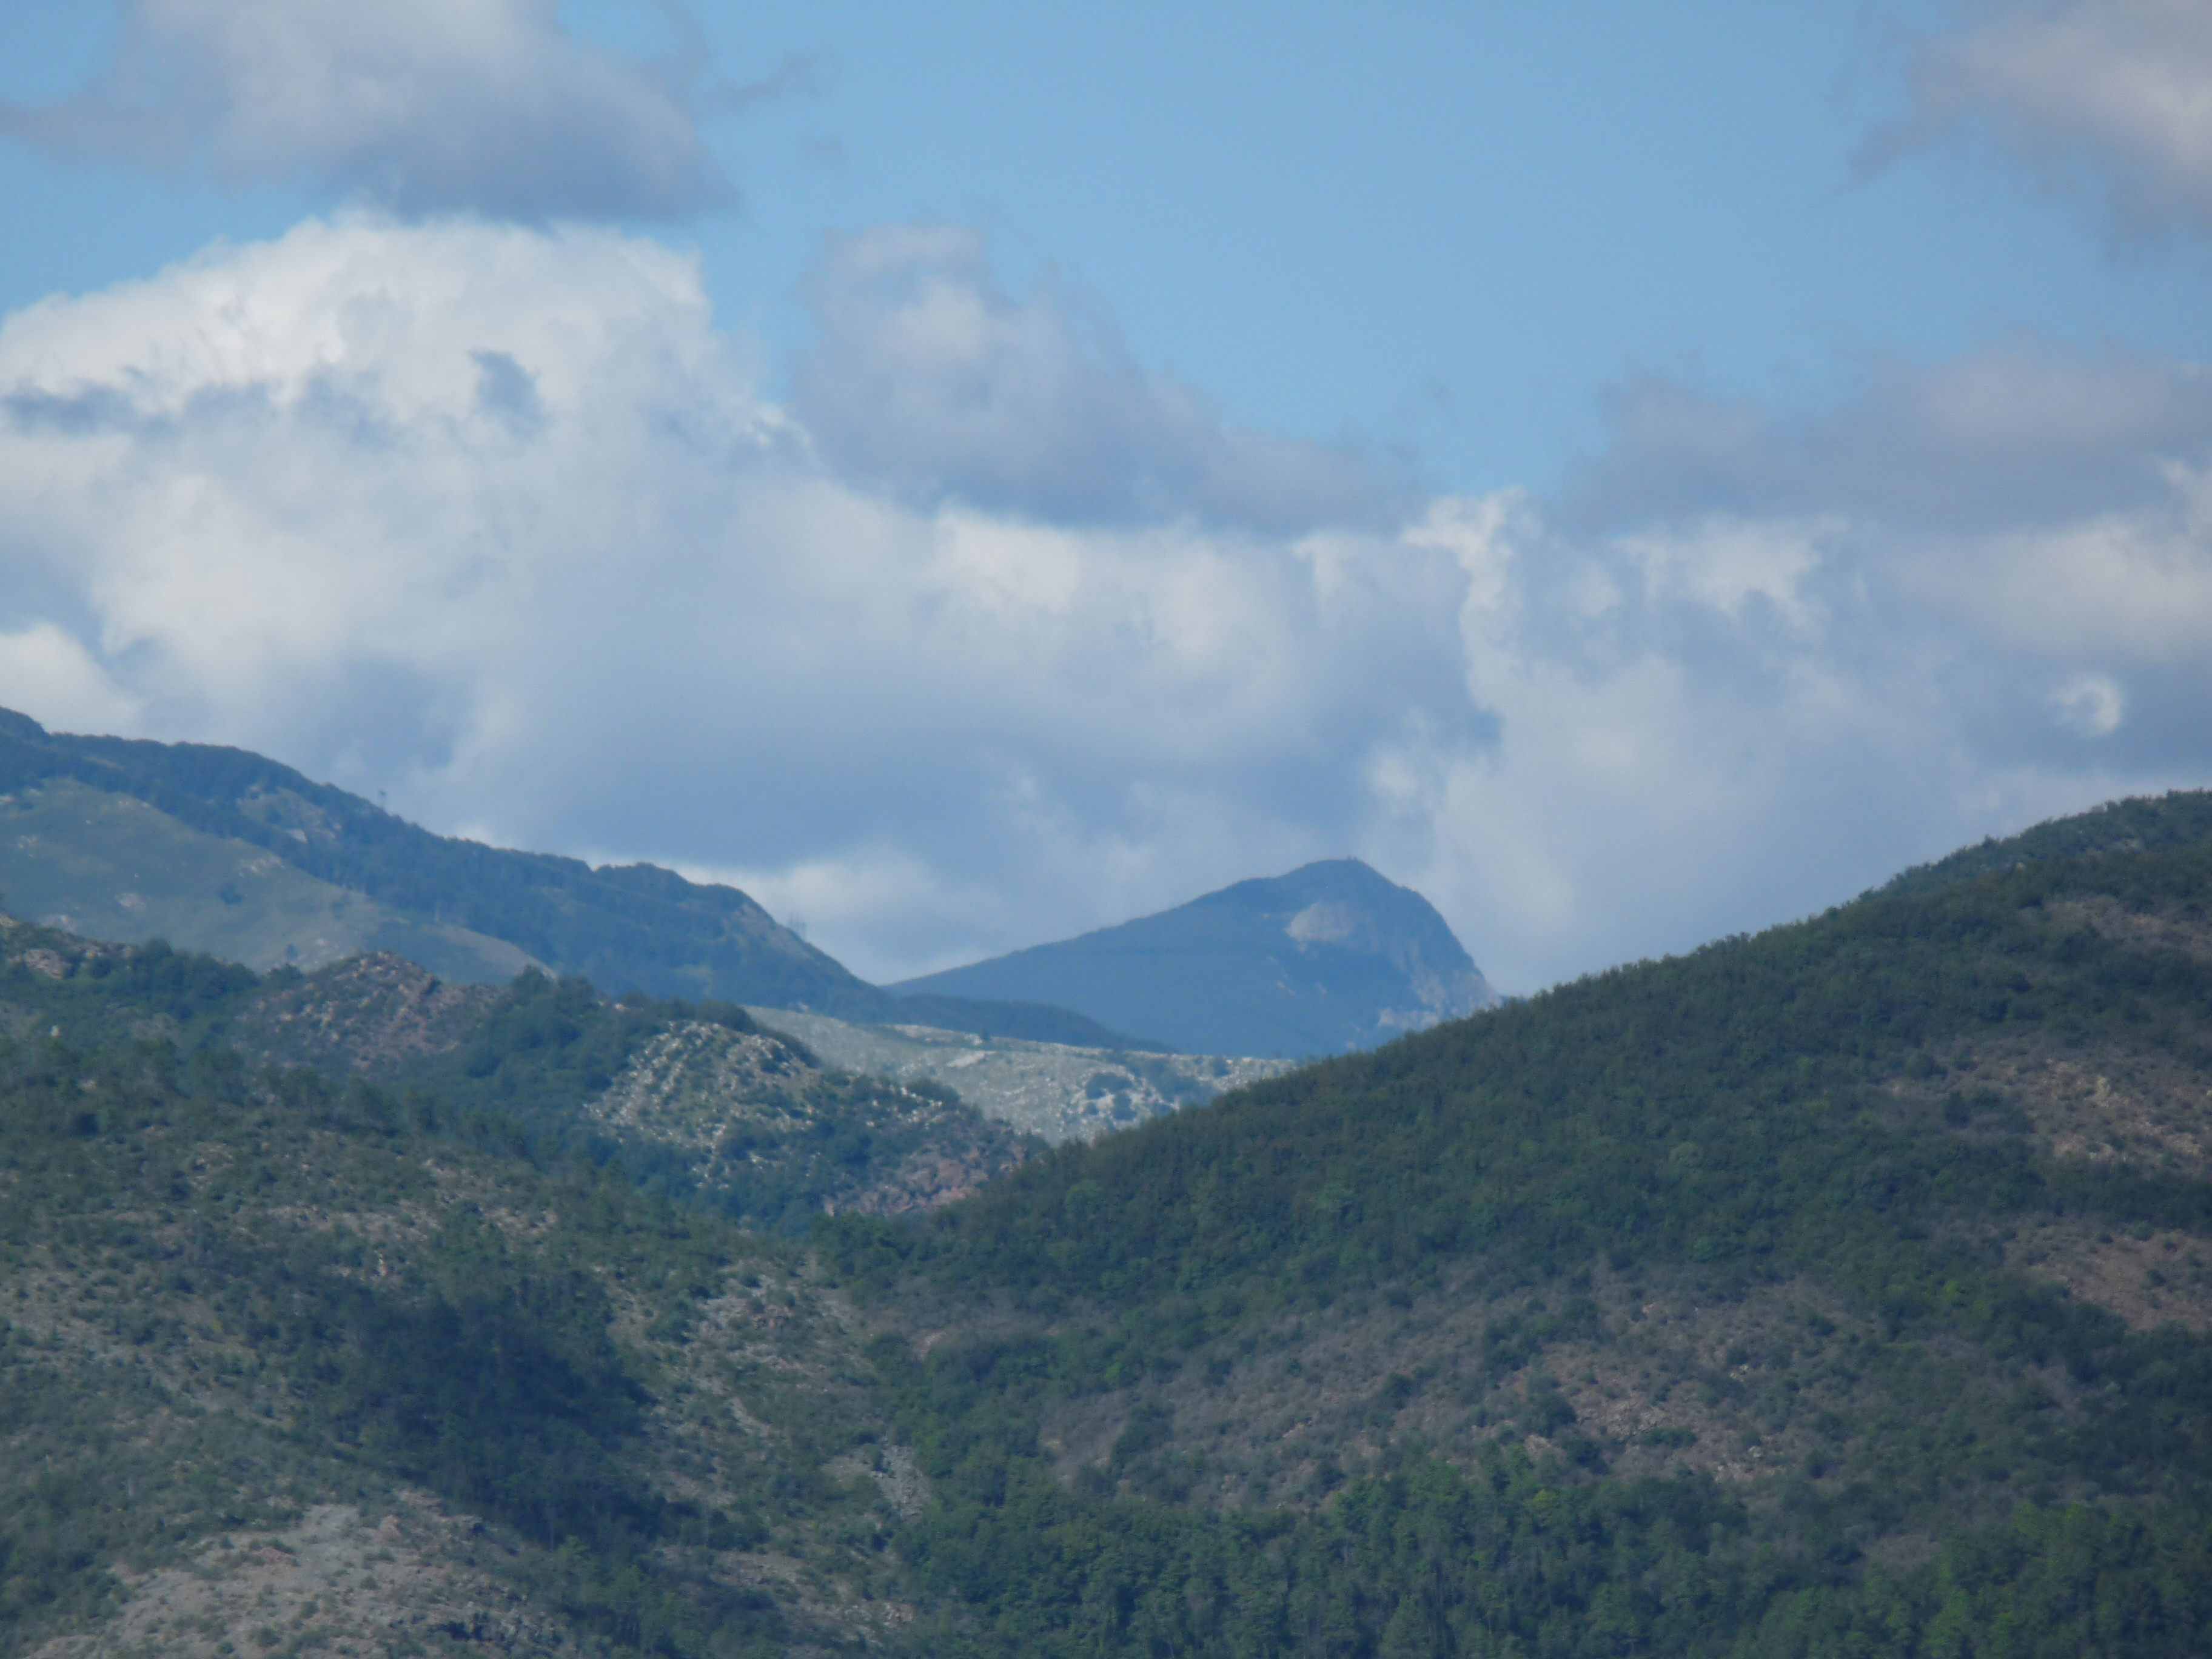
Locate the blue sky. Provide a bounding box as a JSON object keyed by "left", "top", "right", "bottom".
{"left": 9, "top": 2, "right": 2207, "bottom": 490}
{"left": 1, "top": 1, "right": 2209, "bottom": 994}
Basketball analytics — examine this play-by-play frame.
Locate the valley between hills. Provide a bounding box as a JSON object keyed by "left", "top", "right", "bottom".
{"left": 4, "top": 722, "right": 2212, "bottom": 1654}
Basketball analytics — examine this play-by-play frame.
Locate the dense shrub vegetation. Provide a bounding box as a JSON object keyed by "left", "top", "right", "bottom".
{"left": 4, "top": 790, "right": 2211, "bottom": 1654}
{"left": 820, "top": 802, "right": 2212, "bottom": 1652}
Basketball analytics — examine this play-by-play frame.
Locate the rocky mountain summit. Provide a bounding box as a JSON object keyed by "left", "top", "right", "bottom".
{"left": 894, "top": 857, "right": 1500, "bottom": 1057}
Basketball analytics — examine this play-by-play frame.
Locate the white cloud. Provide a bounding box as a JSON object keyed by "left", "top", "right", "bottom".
{"left": 0, "top": 0, "right": 743, "bottom": 220}
{"left": 1621, "top": 517, "right": 1833, "bottom": 634}
{"left": 1, "top": 216, "right": 2206, "bottom": 994}
{"left": 0, "top": 623, "right": 141, "bottom": 734}
{"left": 1876, "top": 0, "right": 2212, "bottom": 235}
{"left": 675, "top": 845, "right": 1016, "bottom": 983}
{"left": 2051, "top": 672, "right": 2126, "bottom": 737}
{"left": 1905, "top": 463, "right": 2212, "bottom": 664}
{"left": 0, "top": 217, "right": 1466, "bottom": 980}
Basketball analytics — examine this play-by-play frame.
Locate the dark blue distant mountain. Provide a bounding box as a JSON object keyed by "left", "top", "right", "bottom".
{"left": 892, "top": 859, "right": 1498, "bottom": 1058}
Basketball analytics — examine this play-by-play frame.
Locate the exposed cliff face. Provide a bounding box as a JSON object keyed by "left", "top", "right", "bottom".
{"left": 893, "top": 857, "right": 1499, "bottom": 1057}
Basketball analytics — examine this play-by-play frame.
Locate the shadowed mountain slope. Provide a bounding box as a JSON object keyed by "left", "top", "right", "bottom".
{"left": 0, "top": 707, "right": 1145, "bottom": 1047}
{"left": 893, "top": 857, "right": 1498, "bottom": 1057}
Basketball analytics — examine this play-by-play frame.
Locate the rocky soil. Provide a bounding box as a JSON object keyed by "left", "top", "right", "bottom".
{"left": 745, "top": 1007, "right": 1295, "bottom": 1143}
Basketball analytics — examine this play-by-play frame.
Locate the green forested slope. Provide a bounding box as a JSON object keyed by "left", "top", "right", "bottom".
{"left": 891, "top": 815, "right": 2212, "bottom": 1315}
{"left": 0, "top": 986, "right": 911, "bottom": 1655}
{"left": 1880, "top": 791, "right": 2212, "bottom": 899}
{"left": 6, "top": 793, "right": 2212, "bottom": 1657}
{"left": 820, "top": 791, "right": 2212, "bottom": 1655}
{"left": 0, "top": 917, "right": 1035, "bottom": 1237}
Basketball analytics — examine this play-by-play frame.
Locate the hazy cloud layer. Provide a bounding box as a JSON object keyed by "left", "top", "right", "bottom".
{"left": 1570, "top": 344, "right": 2212, "bottom": 535}
{"left": 0, "top": 0, "right": 740, "bottom": 219}
{"left": 0, "top": 218, "right": 2205, "bottom": 991}
{"left": 1874, "top": 0, "right": 2212, "bottom": 233}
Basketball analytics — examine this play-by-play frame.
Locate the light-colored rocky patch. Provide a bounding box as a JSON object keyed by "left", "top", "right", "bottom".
{"left": 16, "top": 947, "right": 70, "bottom": 979}
{"left": 1914, "top": 1037, "right": 2212, "bottom": 1178}
{"left": 747, "top": 1005, "right": 1294, "bottom": 1144}
{"left": 581, "top": 1021, "right": 1028, "bottom": 1216}
{"left": 586, "top": 1021, "right": 813, "bottom": 1153}
{"left": 5, "top": 1249, "right": 241, "bottom": 1383}
{"left": 825, "top": 1444, "right": 931, "bottom": 1522}
{"left": 27, "top": 1498, "right": 568, "bottom": 1659}
{"left": 1031, "top": 1263, "right": 1877, "bottom": 1510}
{"left": 2036, "top": 1065, "right": 2212, "bottom": 1173}
{"left": 414, "top": 1159, "right": 559, "bottom": 1236}
{"left": 2009, "top": 1053, "right": 2210, "bottom": 1175}
{"left": 233, "top": 953, "right": 499, "bottom": 1073}
{"left": 2047, "top": 896, "right": 2212, "bottom": 965}
{"left": 822, "top": 1146, "right": 1001, "bottom": 1217}
{"left": 2005, "top": 1223, "right": 2212, "bottom": 1335}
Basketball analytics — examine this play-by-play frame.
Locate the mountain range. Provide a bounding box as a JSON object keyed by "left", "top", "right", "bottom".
{"left": 4, "top": 786, "right": 2210, "bottom": 1654}
{"left": 0, "top": 706, "right": 1496, "bottom": 1061}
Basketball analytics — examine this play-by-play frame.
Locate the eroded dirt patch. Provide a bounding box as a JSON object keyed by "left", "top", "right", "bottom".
{"left": 27, "top": 1497, "right": 571, "bottom": 1659}
{"left": 232, "top": 953, "right": 499, "bottom": 1073}
{"left": 2005, "top": 1222, "right": 2212, "bottom": 1335}
{"left": 2047, "top": 896, "right": 2212, "bottom": 967}
{"left": 1911, "top": 1035, "right": 2212, "bottom": 1178}
{"left": 1031, "top": 1262, "right": 1893, "bottom": 1510}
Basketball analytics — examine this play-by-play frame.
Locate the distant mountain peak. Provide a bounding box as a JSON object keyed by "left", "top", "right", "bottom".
{"left": 893, "top": 859, "right": 1498, "bottom": 1059}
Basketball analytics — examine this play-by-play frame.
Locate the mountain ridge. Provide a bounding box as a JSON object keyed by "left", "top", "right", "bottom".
{"left": 0, "top": 706, "right": 1156, "bottom": 1048}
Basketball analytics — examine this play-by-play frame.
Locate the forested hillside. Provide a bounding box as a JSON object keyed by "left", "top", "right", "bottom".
{"left": 825, "top": 790, "right": 2212, "bottom": 1655}
{"left": 5, "top": 792, "right": 2212, "bottom": 1656}
{"left": 1, "top": 919, "right": 1036, "bottom": 1236}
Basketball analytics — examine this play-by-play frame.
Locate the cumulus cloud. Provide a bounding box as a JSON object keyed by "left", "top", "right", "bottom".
{"left": 0, "top": 623, "right": 140, "bottom": 735}
{"left": 1871, "top": 0, "right": 2212, "bottom": 235}
{"left": 0, "top": 0, "right": 750, "bottom": 220}
{"left": 789, "top": 226, "right": 1406, "bottom": 533}
{"left": 0, "top": 216, "right": 2205, "bottom": 993}
{"left": 0, "top": 216, "right": 1466, "bottom": 977}
{"left": 2051, "top": 672, "right": 2125, "bottom": 738}
{"left": 1567, "top": 345, "right": 2212, "bottom": 769}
